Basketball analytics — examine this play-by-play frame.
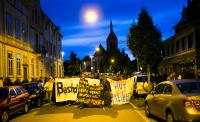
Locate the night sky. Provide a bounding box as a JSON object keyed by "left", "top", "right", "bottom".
{"left": 40, "top": 0, "right": 187, "bottom": 60}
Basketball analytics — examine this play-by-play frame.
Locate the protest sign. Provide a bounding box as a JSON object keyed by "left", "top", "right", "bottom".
{"left": 55, "top": 78, "right": 79, "bottom": 102}
{"left": 107, "top": 77, "right": 134, "bottom": 105}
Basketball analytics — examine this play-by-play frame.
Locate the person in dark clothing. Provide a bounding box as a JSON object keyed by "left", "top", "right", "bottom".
{"left": 3, "top": 77, "right": 13, "bottom": 86}
{"left": 101, "top": 77, "right": 112, "bottom": 107}
{"left": 14, "top": 78, "right": 22, "bottom": 85}
{"left": 22, "top": 79, "right": 29, "bottom": 84}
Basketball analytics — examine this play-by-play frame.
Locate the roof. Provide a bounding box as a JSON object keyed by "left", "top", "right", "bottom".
{"left": 161, "top": 79, "right": 200, "bottom": 84}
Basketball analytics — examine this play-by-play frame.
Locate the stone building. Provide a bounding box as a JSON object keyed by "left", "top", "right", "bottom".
{"left": 158, "top": 0, "right": 200, "bottom": 78}
{"left": 0, "top": 0, "right": 63, "bottom": 82}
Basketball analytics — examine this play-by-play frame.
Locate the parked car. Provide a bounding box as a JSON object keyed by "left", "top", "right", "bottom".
{"left": 145, "top": 79, "right": 200, "bottom": 122}
{"left": 133, "top": 74, "right": 155, "bottom": 96}
{"left": 22, "top": 82, "right": 45, "bottom": 107}
{"left": 0, "top": 86, "right": 30, "bottom": 122}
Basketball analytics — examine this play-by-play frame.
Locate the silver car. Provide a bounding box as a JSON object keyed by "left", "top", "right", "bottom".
{"left": 145, "top": 79, "right": 200, "bottom": 122}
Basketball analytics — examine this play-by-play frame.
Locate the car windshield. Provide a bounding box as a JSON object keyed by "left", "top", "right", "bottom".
{"left": 0, "top": 88, "right": 8, "bottom": 100}
{"left": 176, "top": 82, "right": 200, "bottom": 94}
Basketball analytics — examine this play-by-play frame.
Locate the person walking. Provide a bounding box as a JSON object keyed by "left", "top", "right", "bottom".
{"left": 0, "top": 77, "right": 3, "bottom": 87}
{"left": 44, "top": 76, "right": 54, "bottom": 105}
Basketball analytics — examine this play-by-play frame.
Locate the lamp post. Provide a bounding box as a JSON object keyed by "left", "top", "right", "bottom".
{"left": 83, "top": 62, "right": 86, "bottom": 71}
{"left": 110, "top": 58, "right": 115, "bottom": 73}
{"left": 61, "top": 51, "right": 65, "bottom": 77}
{"left": 96, "top": 47, "right": 100, "bottom": 74}
{"left": 90, "top": 55, "right": 94, "bottom": 73}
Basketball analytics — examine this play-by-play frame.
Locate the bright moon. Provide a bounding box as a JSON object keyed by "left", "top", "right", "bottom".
{"left": 84, "top": 9, "right": 99, "bottom": 24}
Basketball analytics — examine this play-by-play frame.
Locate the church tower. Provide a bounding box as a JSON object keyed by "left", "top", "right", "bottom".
{"left": 106, "top": 19, "right": 118, "bottom": 51}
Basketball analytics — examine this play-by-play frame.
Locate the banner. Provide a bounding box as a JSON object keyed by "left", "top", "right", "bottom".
{"left": 55, "top": 78, "right": 80, "bottom": 102}
{"left": 107, "top": 77, "right": 134, "bottom": 105}
{"left": 86, "top": 78, "right": 100, "bottom": 85}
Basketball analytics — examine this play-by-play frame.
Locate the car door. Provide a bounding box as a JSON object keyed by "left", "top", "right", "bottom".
{"left": 158, "top": 84, "right": 172, "bottom": 118}
{"left": 15, "top": 87, "right": 26, "bottom": 110}
{"left": 8, "top": 88, "right": 18, "bottom": 114}
{"left": 150, "top": 84, "right": 165, "bottom": 116}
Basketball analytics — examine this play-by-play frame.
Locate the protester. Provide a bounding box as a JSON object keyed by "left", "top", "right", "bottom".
{"left": 22, "top": 79, "right": 29, "bottom": 84}
{"left": 3, "top": 77, "right": 13, "bottom": 86}
{"left": 0, "top": 77, "right": 3, "bottom": 87}
{"left": 44, "top": 76, "right": 54, "bottom": 105}
{"left": 102, "top": 77, "right": 112, "bottom": 107}
{"left": 14, "top": 78, "right": 22, "bottom": 85}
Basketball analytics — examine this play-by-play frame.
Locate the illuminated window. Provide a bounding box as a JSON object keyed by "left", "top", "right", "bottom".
{"left": 16, "top": 55, "right": 21, "bottom": 76}
{"left": 8, "top": 52, "right": 13, "bottom": 75}
{"left": 7, "top": 14, "right": 13, "bottom": 36}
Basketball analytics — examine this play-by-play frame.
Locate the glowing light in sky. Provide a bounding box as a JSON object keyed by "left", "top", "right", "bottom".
{"left": 84, "top": 9, "right": 98, "bottom": 24}
{"left": 80, "top": 4, "right": 102, "bottom": 26}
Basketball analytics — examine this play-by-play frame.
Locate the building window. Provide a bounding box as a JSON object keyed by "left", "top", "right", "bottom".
{"left": 188, "top": 34, "right": 193, "bottom": 49}
{"left": 31, "top": 58, "right": 34, "bottom": 77}
{"left": 15, "top": 0, "right": 21, "bottom": 9}
{"left": 171, "top": 43, "right": 174, "bottom": 55}
{"left": 181, "top": 38, "right": 185, "bottom": 51}
{"left": 176, "top": 40, "right": 180, "bottom": 52}
{"left": 15, "top": 19, "right": 21, "bottom": 40}
{"left": 39, "top": 34, "right": 43, "bottom": 51}
{"left": 30, "top": 28, "right": 35, "bottom": 48}
{"left": 8, "top": 52, "right": 13, "bottom": 75}
{"left": 22, "top": 23, "right": 27, "bottom": 43}
{"left": 167, "top": 45, "right": 170, "bottom": 56}
{"left": 7, "top": 14, "right": 13, "bottom": 36}
{"left": 16, "top": 55, "right": 21, "bottom": 76}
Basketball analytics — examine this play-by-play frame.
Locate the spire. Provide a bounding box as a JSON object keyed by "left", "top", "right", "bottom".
{"left": 110, "top": 16, "right": 113, "bottom": 31}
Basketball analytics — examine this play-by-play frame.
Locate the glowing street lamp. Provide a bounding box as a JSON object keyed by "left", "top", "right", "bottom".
{"left": 90, "top": 55, "right": 94, "bottom": 73}
{"left": 111, "top": 59, "right": 115, "bottom": 63}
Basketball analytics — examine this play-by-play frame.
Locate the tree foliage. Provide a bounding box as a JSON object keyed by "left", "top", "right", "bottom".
{"left": 127, "top": 8, "right": 162, "bottom": 72}
{"left": 64, "top": 51, "right": 80, "bottom": 76}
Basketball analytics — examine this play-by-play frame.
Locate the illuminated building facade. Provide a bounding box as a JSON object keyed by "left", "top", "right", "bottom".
{"left": 0, "top": 0, "right": 63, "bottom": 82}
{"left": 158, "top": 0, "right": 200, "bottom": 78}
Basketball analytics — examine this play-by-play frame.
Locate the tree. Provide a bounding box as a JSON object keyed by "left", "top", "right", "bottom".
{"left": 127, "top": 8, "right": 162, "bottom": 73}
{"left": 64, "top": 52, "right": 80, "bottom": 76}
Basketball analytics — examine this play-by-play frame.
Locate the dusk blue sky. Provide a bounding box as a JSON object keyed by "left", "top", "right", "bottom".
{"left": 40, "top": 0, "right": 187, "bottom": 60}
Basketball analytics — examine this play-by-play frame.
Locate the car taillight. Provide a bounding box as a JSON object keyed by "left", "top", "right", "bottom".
{"left": 184, "top": 100, "right": 193, "bottom": 107}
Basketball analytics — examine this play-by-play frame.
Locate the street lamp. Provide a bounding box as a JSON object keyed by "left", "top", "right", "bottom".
{"left": 61, "top": 51, "right": 65, "bottom": 77}
{"left": 96, "top": 47, "right": 100, "bottom": 73}
{"left": 111, "top": 59, "right": 115, "bottom": 63}
{"left": 90, "top": 55, "right": 94, "bottom": 73}
{"left": 83, "top": 62, "right": 86, "bottom": 71}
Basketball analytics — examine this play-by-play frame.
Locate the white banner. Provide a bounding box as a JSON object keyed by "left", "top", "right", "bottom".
{"left": 108, "top": 77, "right": 134, "bottom": 105}
{"left": 86, "top": 78, "right": 100, "bottom": 85}
{"left": 55, "top": 78, "right": 80, "bottom": 102}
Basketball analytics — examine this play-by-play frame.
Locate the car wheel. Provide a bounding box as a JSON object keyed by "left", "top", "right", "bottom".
{"left": 166, "top": 111, "right": 175, "bottom": 122}
{"left": 144, "top": 103, "right": 151, "bottom": 117}
{"left": 1, "top": 111, "right": 9, "bottom": 122}
{"left": 24, "top": 103, "right": 29, "bottom": 113}
{"left": 37, "top": 99, "right": 42, "bottom": 107}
